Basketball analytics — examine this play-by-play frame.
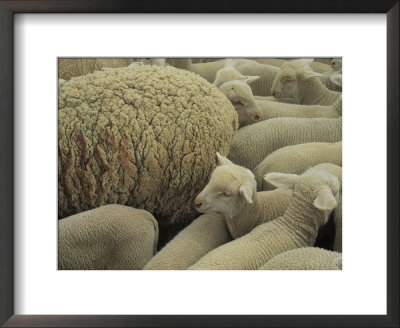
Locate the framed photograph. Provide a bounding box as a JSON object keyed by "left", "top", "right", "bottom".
{"left": 0, "top": 1, "right": 398, "bottom": 327}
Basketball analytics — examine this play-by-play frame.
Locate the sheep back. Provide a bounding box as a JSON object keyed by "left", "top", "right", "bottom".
{"left": 58, "top": 204, "right": 158, "bottom": 270}
{"left": 58, "top": 65, "right": 238, "bottom": 226}
{"left": 259, "top": 247, "right": 341, "bottom": 270}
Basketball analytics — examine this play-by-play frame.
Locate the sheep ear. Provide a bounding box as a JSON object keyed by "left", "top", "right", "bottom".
{"left": 313, "top": 188, "right": 337, "bottom": 210}
{"left": 332, "top": 256, "right": 342, "bottom": 270}
{"left": 264, "top": 173, "right": 298, "bottom": 189}
{"left": 216, "top": 152, "right": 232, "bottom": 166}
{"left": 243, "top": 76, "right": 260, "bottom": 84}
{"left": 300, "top": 70, "right": 322, "bottom": 80}
{"left": 239, "top": 183, "right": 254, "bottom": 203}
{"left": 330, "top": 74, "right": 342, "bottom": 87}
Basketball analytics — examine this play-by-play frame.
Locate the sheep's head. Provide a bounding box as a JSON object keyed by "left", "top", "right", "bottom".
{"left": 331, "top": 58, "right": 342, "bottom": 70}
{"left": 218, "top": 80, "right": 261, "bottom": 126}
{"left": 194, "top": 153, "right": 257, "bottom": 219}
{"left": 271, "top": 60, "right": 321, "bottom": 104}
{"left": 264, "top": 167, "right": 340, "bottom": 222}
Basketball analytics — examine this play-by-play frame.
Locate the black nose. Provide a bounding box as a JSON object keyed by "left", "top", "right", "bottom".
{"left": 272, "top": 92, "right": 276, "bottom": 97}
{"left": 194, "top": 201, "right": 202, "bottom": 208}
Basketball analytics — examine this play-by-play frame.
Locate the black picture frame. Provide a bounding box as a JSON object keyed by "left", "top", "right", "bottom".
{"left": 0, "top": 1, "right": 398, "bottom": 327}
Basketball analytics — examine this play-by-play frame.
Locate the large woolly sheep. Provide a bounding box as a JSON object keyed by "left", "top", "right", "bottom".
{"left": 309, "top": 61, "right": 333, "bottom": 74}
{"left": 258, "top": 247, "right": 342, "bottom": 270}
{"left": 188, "top": 165, "right": 341, "bottom": 270}
{"left": 58, "top": 65, "right": 238, "bottom": 241}
{"left": 271, "top": 60, "right": 341, "bottom": 105}
{"left": 254, "top": 142, "right": 342, "bottom": 191}
{"left": 58, "top": 58, "right": 140, "bottom": 80}
{"left": 228, "top": 117, "right": 342, "bottom": 170}
{"left": 144, "top": 212, "right": 232, "bottom": 270}
{"left": 194, "top": 153, "right": 292, "bottom": 239}
{"left": 58, "top": 205, "right": 158, "bottom": 270}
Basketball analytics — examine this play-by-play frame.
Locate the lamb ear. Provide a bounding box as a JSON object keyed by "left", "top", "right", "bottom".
{"left": 300, "top": 70, "right": 322, "bottom": 80}
{"left": 264, "top": 173, "right": 298, "bottom": 190}
{"left": 313, "top": 188, "right": 338, "bottom": 210}
{"left": 243, "top": 76, "right": 260, "bottom": 84}
{"left": 216, "top": 152, "right": 232, "bottom": 166}
{"left": 330, "top": 74, "right": 342, "bottom": 87}
{"left": 239, "top": 183, "right": 254, "bottom": 203}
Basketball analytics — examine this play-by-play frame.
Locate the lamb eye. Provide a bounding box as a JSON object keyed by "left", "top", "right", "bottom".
{"left": 223, "top": 191, "right": 231, "bottom": 197}
{"left": 232, "top": 100, "right": 243, "bottom": 106}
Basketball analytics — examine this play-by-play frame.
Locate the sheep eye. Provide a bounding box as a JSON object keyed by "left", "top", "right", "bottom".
{"left": 283, "top": 77, "right": 294, "bottom": 83}
{"left": 223, "top": 191, "right": 231, "bottom": 197}
{"left": 232, "top": 100, "right": 243, "bottom": 106}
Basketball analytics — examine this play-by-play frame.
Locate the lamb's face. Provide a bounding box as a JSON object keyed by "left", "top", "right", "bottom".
{"left": 219, "top": 81, "right": 261, "bottom": 126}
{"left": 194, "top": 163, "right": 257, "bottom": 219}
{"left": 331, "top": 59, "right": 342, "bottom": 70}
{"left": 271, "top": 69, "right": 300, "bottom": 104}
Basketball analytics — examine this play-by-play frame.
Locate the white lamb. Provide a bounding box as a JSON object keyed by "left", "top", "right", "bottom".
{"left": 194, "top": 153, "right": 292, "bottom": 239}
{"left": 189, "top": 164, "right": 341, "bottom": 270}
{"left": 271, "top": 60, "right": 341, "bottom": 105}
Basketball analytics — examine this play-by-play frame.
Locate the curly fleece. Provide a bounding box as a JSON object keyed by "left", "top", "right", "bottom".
{"left": 58, "top": 65, "right": 238, "bottom": 225}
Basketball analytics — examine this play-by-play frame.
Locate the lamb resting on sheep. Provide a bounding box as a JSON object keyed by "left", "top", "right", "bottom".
{"left": 58, "top": 65, "right": 238, "bottom": 236}
{"left": 58, "top": 204, "right": 158, "bottom": 270}
{"left": 194, "top": 153, "right": 292, "bottom": 239}
{"left": 189, "top": 164, "right": 341, "bottom": 269}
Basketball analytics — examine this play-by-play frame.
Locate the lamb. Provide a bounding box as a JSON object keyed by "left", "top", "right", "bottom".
{"left": 271, "top": 60, "right": 342, "bottom": 105}
{"left": 228, "top": 117, "right": 342, "bottom": 170}
{"left": 218, "top": 79, "right": 342, "bottom": 127}
{"left": 188, "top": 164, "right": 341, "bottom": 270}
{"left": 144, "top": 212, "right": 232, "bottom": 270}
{"left": 331, "top": 58, "right": 342, "bottom": 71}
{"left": 58, "top": 65, "right": 238, "bottom": 244}
{"left": 194, "top": 153, "right": 292, "bottom": 239}
{"left": 254, "top": 142, "right": 342, "bottom": 191}
{"left": 309, "top": 61, "right": 333, "bottom": 73}
{"left": 58, "top": 205, "right": 158, "bottom": 270}
{"left": 58, "top": 58, "right": 139, "bottom": 80}
{"left": 258, "top": 247, "right": 342, "bottom": 270}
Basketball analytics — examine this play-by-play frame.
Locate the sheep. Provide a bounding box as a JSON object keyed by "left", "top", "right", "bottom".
{"left": 258, "top": 247, "right": 342, "bottom": 270}
{"left": 58, "top": 58, "right": 139, "bottom": 80}
{"left": 169, "top": 58, "right": 255, "bottom": 83}
{"left": 144, "top": 212, "right": 232, "bottom": 270}
{"left": 271, "top": 60, "right": 341, "bottom": 105}
{"left": 254, "top": 142, "right": 342, "bottom": 191}
{"left": 217, "top": 80, "right": 262, "bottom": 128}
{"left": 58, "top": 204, "right": 158, "bottom": 270}
{"left": 331, "top": 58, "right": 342, "bottom": 71}
{"left": 319, "top": 73, "right": 342, "bottom": 91}
{"left": 309, "top": 61, "right": 333, "bottom": 73}
{"left": 188, "top": 164, "right": 341, "bottom": 270}
{"left": 252, "top": 58, "right": 288, "bottom": 67}
{"left": 58, "top": 65, "right": 238, "bottom": 246}
{"left": 228, "top": 117, "right": 342, "bottom": 170}
{"left": 194, "top": 153, "right": 292, "bottom": 239}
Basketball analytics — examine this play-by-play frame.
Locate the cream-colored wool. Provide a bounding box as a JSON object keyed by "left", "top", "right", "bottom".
{"left": 58, "top": 58, "right": 140, "bottom": 80}
{"left": 170, "top": 58, "right": 255, "bottom": 83}
{"left": 58, "top": 205, "right": 158, "bottom": 270}
{"left": 58, "top": 65, "right": 238, "bottom": 227}
{"left": 195, "top": 153, "right": 292, "bottom": 239}
{"left": 235, "top": 62, "right": 280, "bottom": 96}
{"left": 228, "top": 117, "right": 342, "bottom": 170}
{"left": 271, "top": 60, "right": 341, "bottom": 105}
{"left": 259, "top": 247, "right": 342, "bottom": 270}
{"left": 309, "top": 61, "right": 333, "bottom": 73}
{"left": 254, "top": 142, "right": 342, "bottom": 191}
{"left": 188, "top": 165, "right": 341, "bottom": 270}
{"left": 319, "top": 73, "right": 342, "bottom": 92}
{"left": 144, "top": 212, "right": 232, "bottom": 270}
{"left": 252, "top": 58, "right": 288, "bottom": 67}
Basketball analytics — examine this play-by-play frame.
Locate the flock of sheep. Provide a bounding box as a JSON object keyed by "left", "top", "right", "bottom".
{"left": 58, "top": 57, "right": 343, "bottom": 270}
